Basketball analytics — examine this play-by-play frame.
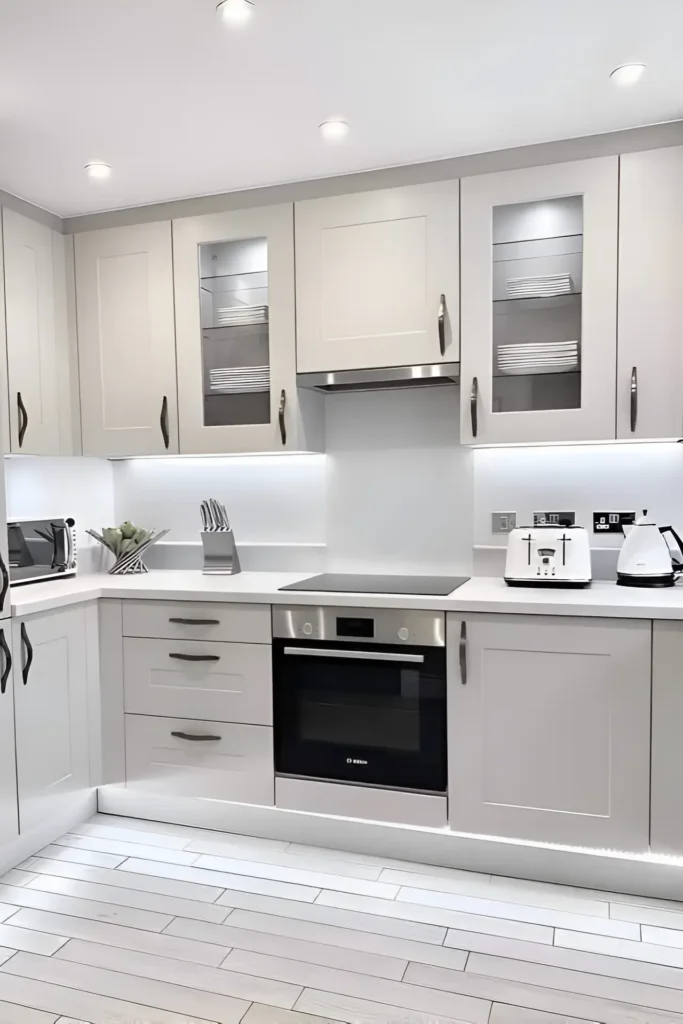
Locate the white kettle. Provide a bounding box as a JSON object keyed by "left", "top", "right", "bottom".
{"left": 616, "top": 511, "right": 683, "bottom": 588}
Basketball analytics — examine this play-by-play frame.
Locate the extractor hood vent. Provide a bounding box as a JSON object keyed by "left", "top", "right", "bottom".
{"left": 297, "top": 362, "right": 460, "bottom": 394}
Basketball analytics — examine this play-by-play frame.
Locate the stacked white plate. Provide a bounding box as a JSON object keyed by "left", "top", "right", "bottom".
{"left": 497, "top": 341, "right": 579, "bottom": 376}
{"left": 506, "top": 272, "right": 572, "bottom": 299}
{"left": 216, "top": 304, "right": 269, "bottom": 327}
{"left": 209, "top": 365, "right": 270, "bottom": 394}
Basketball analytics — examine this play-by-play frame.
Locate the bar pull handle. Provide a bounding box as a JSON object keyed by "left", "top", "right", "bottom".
{"left": 0, "top": 628, "right": 11, "bottom": 695}
{"left": 0, "top": 551, "right": 9, "bottom": 615}
{"left": 459, "top": 621, "right": 467, "bottom": 685}
{"left": 168, "top": 653, "right": 220, "bottom": 663}
{"left": 630, "top": 367, "right": 638, "bottom": 433}
{"left": 17, "top": 392, "right": 28, "bottom": 448}
{"left": 470, "top": 378, "right": 478, "bottom": 438}
{"left": 160, "top": 396, "right": 170, "bottom": 449}
{"left": 169, "top": 617, "right": 220, "bottom": 626}
{"left": 20, "top": 622, "right": 33, "bottom": 686}
{"left": 171, "top": 731, "right": 222, "bottom": 742}
{"left": 438, "top": 294, "right": 446, "bottom": 356}
{"left": 279, "top": 389, "right": 287, "bottom": 446}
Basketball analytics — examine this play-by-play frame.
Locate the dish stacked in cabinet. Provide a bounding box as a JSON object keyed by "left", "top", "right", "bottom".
{"left": 121, "top": 601, "right": 274, "bottom": 806}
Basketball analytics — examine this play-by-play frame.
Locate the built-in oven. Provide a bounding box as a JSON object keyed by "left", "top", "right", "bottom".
{"left": 272, "top": 606, "right": 447, "bottom": 794}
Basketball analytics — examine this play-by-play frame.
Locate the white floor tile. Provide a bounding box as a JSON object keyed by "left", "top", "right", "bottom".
{"left": 216, "top": 889, "right": 447, "bottom": 945}
{"left": 186, "top": 839, "right": 384, "bottom": 881}
{"left": 0, "top": 948, "right": 17, "bottom": 967}
{"left": 222, "top": 947, "right": 491, "bottom": 1023}
{"left": 165, "top": 916, "right": 410, "bottom": 980}
{"left": 38, "top": 847, "right": 125, "bottom": 871}
{"left": 25, "top": 872, "right": 232, "bottom": 924}
{"left": 0, "top": 871, "right": 37, "bottom": 888}
{"left": 611, "top": 901, "right": 683, "bottom": 931}
{"left": 0, "top": 999, "right": 58, "bottom": 1023}
{"left": 226, "top": 908, "right": 469, "bottom": 971}
{"left": 0, "top": 883, "right": 173, "bottom": 932}
{"left": 24, "top": 858, "right": 225, "bottom": 904}
{"left": 0, "top": 920, "right": 67, "bottom": 956}
{"left": 122, "top": 857, "right": 321, "bottom": 903}
{"left": 428, "top": 908, "right": 553, "bottom": 944}
{"left": 194, "top": 853, "right": 399, "bottom": 899}
{"left": 395, "top": 886, "right": 640, "bottom": 939}
{"left": 0, "top": 906, "right": 17, "bottom": 925}
{"left": 54, "top": 835, "right": 200, "bottom": 866}
{"left": 1, "top": 951, "right": 250, "bottom": 1024}
{"left": 56, "top": 938, "right": 302, "bottom": 1009}
{"left": 642, "top": 925, "right": 683, "bottom": 949}
{"left": 242, "top": 1001, "right": 338, "bottom": 1024}
{"left": 72, "top": 822, "right": 192, "bottom": 850}
{"left": 6, "top": 909, "right": 229, "bottom": 967}
{"left": 295, "top": 987, "right": 466, "bottom": 1024}
{"left": 88, "top": 814, "right": 289, "bottom": 853}
{"left": 555, "top": 927, "right": 683, "bottom": 974}
{"left": 287, "top": 843, "right": 491, "bottom": 884}
{"left": 489, "top": 1005, "right": 589, "bottom": 1024}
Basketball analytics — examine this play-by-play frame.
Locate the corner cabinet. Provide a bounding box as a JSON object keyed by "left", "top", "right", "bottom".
{"left": 0, "top": 623, "right": 18, "bottom": 843}
{"left": 460, "top": 158, "right": 618, "bottom": 445}
{"left": 447, "top": 614, "right": 651, "bottom": 852}
{"left": 173, "top": 205, "right": 322, "bottom": 455}
{"left": 75, "top": 221, "right": 179, "bottom": 457}
{"left": 295, "top": 182, "right": 460, "bottom": 373}
{"left": 618, "top": 147, "right": 683, "bottom": 439}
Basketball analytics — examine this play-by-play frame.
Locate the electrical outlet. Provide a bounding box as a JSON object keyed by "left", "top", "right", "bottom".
{"left": 492, "top": 512, "right": 517, "bottom": 534}
{"left": 533, "top": 511, "right": 576, "bottom": 527}
{"left": 593, "top": 511, "right": 636, "bottom": 534}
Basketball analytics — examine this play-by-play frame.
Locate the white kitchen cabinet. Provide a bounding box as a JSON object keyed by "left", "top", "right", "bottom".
{"left": 460, "top": 158, "right": 618, "bottom": 445}
{"left": 618, "top": 147, "right": 683, "bottom": 439}
{"left": 447, "top": 613, "right": 651, "bottom": 851}
{"left": 651, "top": 621, "right": 683, "bottom": 855}
{"left": 173, "top": 205, "right": 322, "bottom": 454}
{"left": 12, "top": 606, "right": 90, "bottom": 836}
{"left": 295, "top": 182, "right": 459, "bottom": 373}
{"left": 0, "top": 623, "right": 18, "bottom": 843}
{"left": 2, "top": 209, "right": 68, "bottom": 454}
{"left": 75, "top": 221, "right": 178, "bottom": 456}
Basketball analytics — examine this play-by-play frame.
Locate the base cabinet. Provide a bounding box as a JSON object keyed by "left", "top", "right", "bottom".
{"left": 0, "top": 623, "right": 18, "bottom": 842}
{"left": 447, "top": 613, "right": 651, "bottom": 851}
{"left": 651, "top": 621, "right": 683, "bottom": 855}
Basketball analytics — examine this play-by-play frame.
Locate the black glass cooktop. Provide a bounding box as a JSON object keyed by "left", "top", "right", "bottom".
{"left": 279, "top": 574, "right": 470, "bottom": 597}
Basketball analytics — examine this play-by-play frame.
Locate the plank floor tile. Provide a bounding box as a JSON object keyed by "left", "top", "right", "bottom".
{"left": 0, "top": 882, "right": 174, "bottom": 932}
{"left": 85, "top": 814, "right": 290, "bottom": 853}
{"left": 54, "top": 835, "right": 201, "bottom": 866}
{"left": 0, "top": 870, "right": 37, "bottom": 888}
{"left": 185, "top": 840, "right": 385, "bottom": 881}
{"left": 242, "top": 1001, "right": 339, "bottom": 1024}
{"left": 194, "top": 853, "right": 399, "bottom": 899}
{"left": 24, "top": 857, "right": 226, "bottom": 903}
{"left": 38, "top": 847, "right": 125, "bottom": 871}
{"left": 0, "top": 999, "right": 59, "bottom": 1023}
{"left": 611, "top": 901, "right": 683, "bottom": 931}
{"left": 294, "top": 987, "right": 467, "bottom": 1024}
{"left": 72, "top": 823, "right": 194, "bottom": 850}
{"left": 121, "top": 857, "right": 321, "bottom": 903}
{"left": 643, "top": 924, "right": 683, "bottom": 949}
{"left": 0, "top": 920, "right": 68, "bottom": 955}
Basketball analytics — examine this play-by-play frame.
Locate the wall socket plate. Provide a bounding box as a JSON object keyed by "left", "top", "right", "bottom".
{"left": 492, "top": 512, "right": 517, "bottom": 534}
{"left": 593, "top": 511, "right": 636, "bottom": 534}
{"left": 533, "top": 511, "right": 576, "bottom": 527}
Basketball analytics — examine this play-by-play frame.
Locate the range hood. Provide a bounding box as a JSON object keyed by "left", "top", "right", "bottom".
{"left": 297, "top": 362, "right": 460, "bottom": 394}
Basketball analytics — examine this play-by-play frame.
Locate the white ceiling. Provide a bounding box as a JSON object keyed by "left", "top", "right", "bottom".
{"left": 1, "top": 0, "right": 682, "bottom": 217}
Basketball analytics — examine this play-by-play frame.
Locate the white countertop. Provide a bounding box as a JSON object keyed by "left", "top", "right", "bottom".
{"left": 10, "top": 570, "right": 683, "bottom": 620}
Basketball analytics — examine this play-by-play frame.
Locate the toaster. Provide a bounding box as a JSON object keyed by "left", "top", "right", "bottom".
{"left": 504, "top": 525, "right": 592, "bottom": 588}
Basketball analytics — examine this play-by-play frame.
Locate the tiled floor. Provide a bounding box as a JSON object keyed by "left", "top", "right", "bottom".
{"left": 0, "top": 818, "right": 682, "bottom": 1023}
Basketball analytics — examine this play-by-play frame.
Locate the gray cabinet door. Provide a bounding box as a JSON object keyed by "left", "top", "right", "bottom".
{"left": 652, "top": 621, "right": 683, "bottom": 855}
{"left": 0, "top": 623, "right": 18, "bottom": 843}
{"left": 448, "top": 613, "right": 651, "bottom": 851}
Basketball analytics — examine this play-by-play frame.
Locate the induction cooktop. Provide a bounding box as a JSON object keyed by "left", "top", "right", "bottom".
{"left": 279, "top": 573, "right": 470, "bottom": 596}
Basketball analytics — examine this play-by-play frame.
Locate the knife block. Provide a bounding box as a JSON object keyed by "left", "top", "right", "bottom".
{"left": 201, "top": 530, "right": 242, "bottom": 575}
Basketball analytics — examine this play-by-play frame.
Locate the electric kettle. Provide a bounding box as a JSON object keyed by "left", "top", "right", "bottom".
{"left": 616, "top": 511, "right": 683, "bottom": 587}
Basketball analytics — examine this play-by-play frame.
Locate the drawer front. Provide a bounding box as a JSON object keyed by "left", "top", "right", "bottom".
{"left": 122, "top": 601, "right": 271, "bottom": 644}
{"left": 125, "top": 715, "right": 274, "bottom": 805}
{"left": 123, "top": 637, "right": 272, "bottom": 724}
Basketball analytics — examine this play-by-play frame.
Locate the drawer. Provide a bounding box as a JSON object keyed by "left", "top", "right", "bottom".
{"left": 122, "top": 601, "right": 271, "bottom": 644}
{"left": 123, "top": 637, "right": 272, "bottom": 724}
{"left": 276, "top": 776, "right": 447, "bottom": 828}
{"left": 125, "top": 715, "right": 274, "bottom": 805}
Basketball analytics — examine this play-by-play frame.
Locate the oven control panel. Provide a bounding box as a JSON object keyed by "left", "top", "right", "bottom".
{"left": 272, "top": 606, "right": 446, "bottom": 647}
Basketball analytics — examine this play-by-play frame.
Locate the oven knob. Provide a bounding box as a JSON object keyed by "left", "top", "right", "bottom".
{"left": 302, "top": 622, "right": 313, "bottom": 636}
{"left": 398, "top": 627, "right": 409, "bottom": 641}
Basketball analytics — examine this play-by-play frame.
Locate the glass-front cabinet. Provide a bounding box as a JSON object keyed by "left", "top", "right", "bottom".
{"left": 460, "top": 158, "right": 618, "bottom": 445}
{"left": 174, "top": 204, "right": 321, "bottom": 454}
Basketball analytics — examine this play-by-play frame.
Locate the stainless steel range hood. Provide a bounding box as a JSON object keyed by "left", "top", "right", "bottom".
{"left": 297, "top": 362, "right": 460, "bottom": 394}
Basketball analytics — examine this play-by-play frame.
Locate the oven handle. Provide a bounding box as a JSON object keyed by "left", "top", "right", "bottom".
{"left": 283, "top": 646, "right": 425, "bottom": 663}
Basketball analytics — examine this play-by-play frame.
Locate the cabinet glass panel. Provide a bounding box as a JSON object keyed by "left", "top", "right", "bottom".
{"left": 199, "top": 238, "right": 270, "bottom": 427}
{"left": 492, "top": 196, "right": 582, "bottom": 413}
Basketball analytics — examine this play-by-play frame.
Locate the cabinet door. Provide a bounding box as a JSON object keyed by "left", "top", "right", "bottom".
{"left": 2, "top": 208, "right": 61, "bottom": 454}
{"left": 296, "top": 183, "right": 459, "bottom": 373}
{"left": 448, "top": 614, "right": 651, "bottom": 851}
{"left": 174, "top": 204, "right": 304, "bottom": 454}
{"left": 0, "top": 624, "right": 18, "bottom": 843}
{"left": 13, "top": 606, "right": 90, "bottom": 835}
{"left": 460, "top": 158, "right": 618, "bottom": 445}
{"left": 651, "top": 621, "right": 683, "bottom": 855}
{"left": 618, "top": 148, "right": 683, "bottom": 440}
{"left": 75, "top": 222, "right": 178, "bottom": 456}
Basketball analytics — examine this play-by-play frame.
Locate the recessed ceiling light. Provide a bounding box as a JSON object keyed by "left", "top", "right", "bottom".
{"left": 217, "top": 0, "right": 254, "bottom": 25}
{"left": 85, "top": 161, "right": 112, "bottom": 180}
{"left": 319, "top": 120, "right": 350, "bottom": 142}
{"left": 610, "top": 63, "right": 646, "bottom": 86}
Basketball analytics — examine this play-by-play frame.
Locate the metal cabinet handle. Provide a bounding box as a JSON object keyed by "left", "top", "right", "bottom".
{"left": 438, "top": 294, "right": 446, "bottom": 356}
{"left": 17, "top": 392, "right": 28, "bottom": 448}
{"left": 160, "top": 396, "right": 170, "bottom": 449}
{"left": 278, "top": 389, "right": 287, "bottom": 446}
{"left": 169, "top": 617, "right": 220, "bottom": 626}
{"left": 0, "top": 629, "right": 11, "bottom": 695}
{"left": 0, "top": 552, "right": 9, "bottom": 616}
{"left": 168, "top": 652, "right": 220, "bottom": 663}
{"left": 630, "top": 367, "right": 638, "bottom": 433}
{"left": 459, "top": 621, "right": 467, "bottom": 685}
{"left": 20, "top": 622, "right": 33, "bottom": 686}
{"left": 171, "top": 731, "right": 222, "bottom": 742}
{"left": 470, "top": 378, "right": 478, "bottom": 438}
{"left": 283, "top": 646, "right": 424, "bottom": 663}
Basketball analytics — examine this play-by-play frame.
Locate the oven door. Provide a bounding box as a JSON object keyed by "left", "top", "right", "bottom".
{"left": 273, "top": 639, "right": 447, "bottom": 793}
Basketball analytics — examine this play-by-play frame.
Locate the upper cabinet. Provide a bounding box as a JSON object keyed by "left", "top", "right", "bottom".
{"left": 618, "top": 147, "right": 683, "bottom": 440}
{"left": 460, "top": 158, "right": 618, "bottom": 445}
{"left": 75, "top": 221, "right": 179, "bottom": 457}
{"left": 2, "top": 209, "right": 77, "bottom": 455}
{"left": 295, "top": 182, "right": 460, "bottom": 373}
{"left": 173, "top": 204, "right": 322, "bottom": 455}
